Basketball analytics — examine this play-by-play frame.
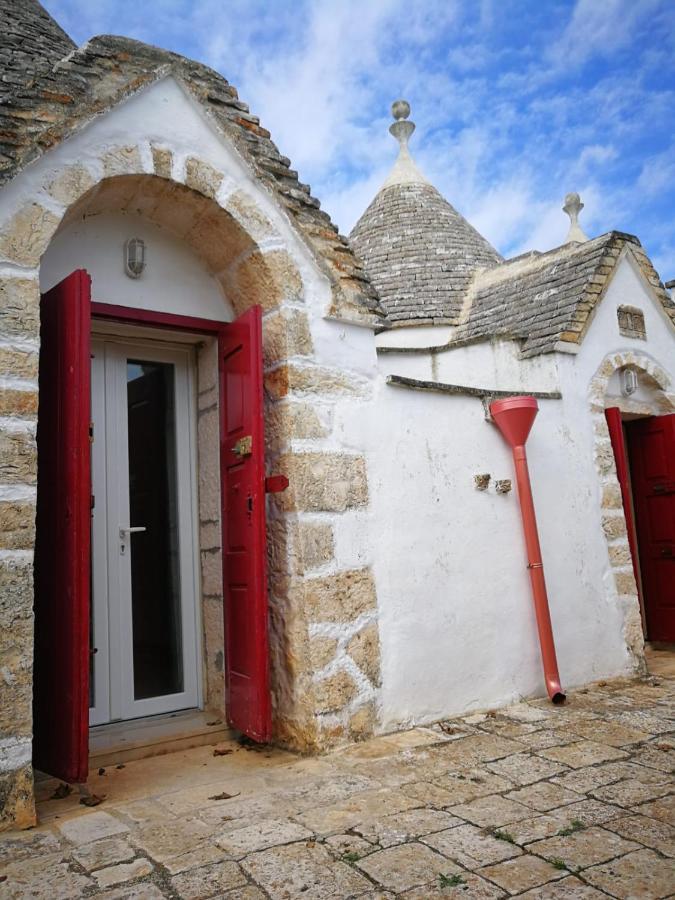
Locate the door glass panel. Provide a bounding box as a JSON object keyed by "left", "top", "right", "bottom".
{"left": 126, "top": 359, "right": 183, "bottom": 699}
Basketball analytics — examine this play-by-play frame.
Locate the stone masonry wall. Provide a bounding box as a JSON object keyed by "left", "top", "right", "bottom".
{"left": 0, "top": 141, "right": 383, "bottom": 829}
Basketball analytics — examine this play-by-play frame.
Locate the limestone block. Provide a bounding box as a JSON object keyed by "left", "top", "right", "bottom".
{"left": 595, "top": 441, "right": 617, "bottom": 476}
{"left": 262, "top": 310, "right": 313, "bottom": 368}
{"left": 0, "top": 347, "right": 38, "bottom": 381}
{"left": 274, "top": 453, "right": 368, "bottom": 513}
{"left": 0, "top": 430, "right": 37, "bottom": 484}
{"left": 151, "top": 145, "right": 173, "bottom": 179}
{"left": 602, "top": 514, "right": 627, "bottom": 540}
{"left": 226, "top": 189, "right": 276, "bottom": 241}
{"left": 0, "top": 643, "right": 32, "bottom": 736}
{"left": 0, "top": 389, "right": 38, "bottom": 417}
{"left": 309, "top": 635, "right": 338, "bottom": 670}
{"left": 203, "top": 595, "right": 225, "bottom": 713}
{"left": 201, "top": 548, "right": 223, "bottom": 597}
{"left": 102, "top": 146, "right": 142, "bottom": 178}
{"left": 608, "top": 543, "right": 632, "bottom": 566}
{"left": 0, "top": 501, "right": 36, "bottom": 550}
{"left": 0, "top": 279, "right": 40, "bottom": 341}
{"left": 602, "top": 483, "right": 623, "bottom": 509}
{"left": 264, "top": 363, "right": 364, "bottom": 400}
{"left": 305, "top": 567, "right": 377, "bottom": 623}
{"left": 348, "top": 701, "right": 378, "bottom": 740}
{"left": 48, "top": 164, "right": 95, "bottom": 206}
{"left": 346, "top": 621, "right": 381, "bottom": 686}
{"left": 0, "top": 763, "right": 36, "bottom": 831}
{"left": 185, "top": 157, "right": 223, "bottom": 200}
{"left": 265, "top": 401, "right": 327, "bottom": 452}
{"left": 188, "top": 211, "right": 253, "bottom": 273}
{"left": 314, "top": 669, "right": 357, "bottom": 714}
{"left": 227, "top": 250, "right": 303, "bottom": 314}
{"left": 0, "top": 556, "right": 34, "bottom": 630}
{"left": 0, "top": 204, "right": 60, "bottom": 267}
{"left": 614, "top": 570, "right": 638, "bottom": 595}
{"left": 299, "top": 521, "right": 334, "bottom": 570}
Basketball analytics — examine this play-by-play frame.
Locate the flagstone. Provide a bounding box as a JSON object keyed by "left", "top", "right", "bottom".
{"left": 72, "top": 835, "right": 138, "bottom": 871}
{"left": 537, "top": 740, "right": 629, "bottom": 768}
{"left": 214, "top": 819, "right": 313, "bottom": 857}
{"left": 422, "top": 823, "right": 522, "bottom": 868}
{"left": 505, "top": 781, "right": 580, "bottom": 812}
{"left": 566, "top": 719, "right": 652, "bottom": 746}
{"left": 355, "top": 842, "right": 460, "bottom": 892}
{"left": 399, "top": 872, "right": 506, "bottom": 898}
{"left": 528, "top": 825, "right": 640, "bottom": 869}
{"left": 583, "top": 848, "right": 675, "bottom": 899}
{"left": 430, "top": 769, "right": 515, "bottom": 804}
{"left": 486, "top": 752, "right": 568, "bottom": 785}
{"left": 514, "top": 875, "right": 609, "bottom": 898}
{"left": 56, "top": 810, "right": 129, "bottom": 845}
{"left": 240, "top": 841, "right": 371, "bottom": 899}
{"left": 94, "top": 858, "right": 154, "bottom": 888}
{"left": 170, "top": 860, "right": 248, "bottom": 898}
{"left": 590, "top": 777, "right": 673, "bottom": 807}
{"left": 353, "top": 808, "right": 462, "bottom": 847}
{"left": 634, "top": 794, "right": 675, "bottom": 825}
{"left": 479, "top": 853, "right": 565, "bottom": 893}
{"left": 448, "top": 794, "right": 533, "bottom": 827}
{"left": 604, "top": 814, "right": 675, "bottom": 857}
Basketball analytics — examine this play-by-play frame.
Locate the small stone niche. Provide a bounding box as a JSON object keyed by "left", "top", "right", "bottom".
{"left": 617, "top": 305, "right": 646, "bottom": 340}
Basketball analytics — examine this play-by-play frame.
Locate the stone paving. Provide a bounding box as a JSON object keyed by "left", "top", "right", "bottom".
{"left": 1, "top": 671, "right": 673, "bottom": 899}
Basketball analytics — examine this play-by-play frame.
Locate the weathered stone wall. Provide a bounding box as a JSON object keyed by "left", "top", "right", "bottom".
{"left": 0, "top": 275, "right": 40, "bottom": 829}
{"left": 0, "top": 122, "right": 383, "bottom": 829}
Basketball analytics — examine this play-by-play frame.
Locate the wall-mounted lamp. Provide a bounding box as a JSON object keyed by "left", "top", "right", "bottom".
{"left": 621, "top": 367, "right": 638, "bottom": 397}
{"left": 124, "top": 238, "right": 146, "bottom": 279}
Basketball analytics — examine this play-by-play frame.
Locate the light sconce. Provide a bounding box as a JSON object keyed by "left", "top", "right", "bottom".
{"left": 621, "top": 367, "right": 638, "bottom": 397}
{"left": 124, "top": 238, "right": 146, "bottom": 279}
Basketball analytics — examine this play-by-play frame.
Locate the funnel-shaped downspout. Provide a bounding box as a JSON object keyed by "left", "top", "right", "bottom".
{"left": 490, "top": 396, "right": 566, "bottom": 704}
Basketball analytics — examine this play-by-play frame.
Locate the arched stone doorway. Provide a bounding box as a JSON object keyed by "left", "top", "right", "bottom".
{"left": 590, "top": 350, "right": 675, "bottom": 665}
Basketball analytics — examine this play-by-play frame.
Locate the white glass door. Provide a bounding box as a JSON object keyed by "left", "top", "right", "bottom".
{"left": 90, "top": 337, "right": 200, "bottom": 725}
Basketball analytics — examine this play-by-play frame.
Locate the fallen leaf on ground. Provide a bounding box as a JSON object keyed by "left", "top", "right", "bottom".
{"left": 213, "top": 744, "right": 234, "bottom": 756}
{"left": 80, "top": 793, "right": 106, "bottom": 807}
{"left": 208, "top": 791, "right": 240, "bottom": 801}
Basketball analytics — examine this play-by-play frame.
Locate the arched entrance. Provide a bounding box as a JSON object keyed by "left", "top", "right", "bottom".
{"left": 591, "top": 351, "right": 675, "bottom": 657}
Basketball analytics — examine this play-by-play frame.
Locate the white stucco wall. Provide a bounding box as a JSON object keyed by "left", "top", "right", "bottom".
{"left": 368, "top": 251, "right": 675, "bottom": 729}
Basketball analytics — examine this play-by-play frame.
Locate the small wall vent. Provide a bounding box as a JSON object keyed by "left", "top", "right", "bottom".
{"left": 617, "top": 305, "right": 646, "bottom": 340}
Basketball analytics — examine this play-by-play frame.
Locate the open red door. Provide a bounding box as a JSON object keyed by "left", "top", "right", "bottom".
{"left": 219, "top": 305, "right": 271, "bottom": 742}
{"left": 33, "top": 270, "right": 91, "bottom": 782}
{"left": 626, "top": 414, "right": 675, "bottom": 642}
{"left": 605, "top": 407, "right": 641, "bottom": 590}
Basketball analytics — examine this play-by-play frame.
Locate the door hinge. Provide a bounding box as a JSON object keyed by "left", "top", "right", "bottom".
{"left": 89, "top": 421, "right": 94, "bottom": 443}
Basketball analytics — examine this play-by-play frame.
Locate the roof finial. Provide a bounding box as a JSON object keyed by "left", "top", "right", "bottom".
{"left": 382, "top": 99, "right": 428, "bottom": 188}
{"left": 562, "top": 192, "right": 588, "bottom": 243}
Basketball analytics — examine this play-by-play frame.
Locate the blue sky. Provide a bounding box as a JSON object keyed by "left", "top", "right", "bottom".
{"left": 44, "top": 0, "right": 675, "bottom": 278}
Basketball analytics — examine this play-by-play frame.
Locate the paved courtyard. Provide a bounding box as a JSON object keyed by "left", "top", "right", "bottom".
{"left": 1, "top": 664, "right": 673, "bottom": 898}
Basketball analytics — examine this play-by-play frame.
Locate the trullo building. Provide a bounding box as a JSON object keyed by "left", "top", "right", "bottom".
{"left": 0, "top": 0, "right": 673, "bottom": 830}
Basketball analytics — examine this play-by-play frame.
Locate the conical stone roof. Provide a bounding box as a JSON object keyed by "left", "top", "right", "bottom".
{"left": 350, "top": 101, "right": 502, "bottom": 325}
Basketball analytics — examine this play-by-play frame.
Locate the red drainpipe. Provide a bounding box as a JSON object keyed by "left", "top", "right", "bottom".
{"left": 490, "top": 396, "right": 566, "bottom": 704}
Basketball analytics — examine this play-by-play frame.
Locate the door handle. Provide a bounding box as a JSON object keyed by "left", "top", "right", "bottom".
{"left": 119, "top": 526, "right": 147, "bottom": 538}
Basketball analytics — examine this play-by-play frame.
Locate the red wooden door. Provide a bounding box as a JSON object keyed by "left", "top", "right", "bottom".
{"left": 626, "top": 414, "right": 675, "bottom": 642}
{"left": 33, "top": 270, "right": 91, "bottom": 782}
{"left": 605, "top": 408, "right": 641, "bottom": 590}
{"left": 219, "top": 306, "right": 271, "bottom": 742}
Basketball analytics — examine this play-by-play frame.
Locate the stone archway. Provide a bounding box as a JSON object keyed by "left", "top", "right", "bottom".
{"left": 589, "top": 350, "right": 675, "bottom": 668}
{"left": 0, "top": 147, "right": 382, "bottom": 829}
